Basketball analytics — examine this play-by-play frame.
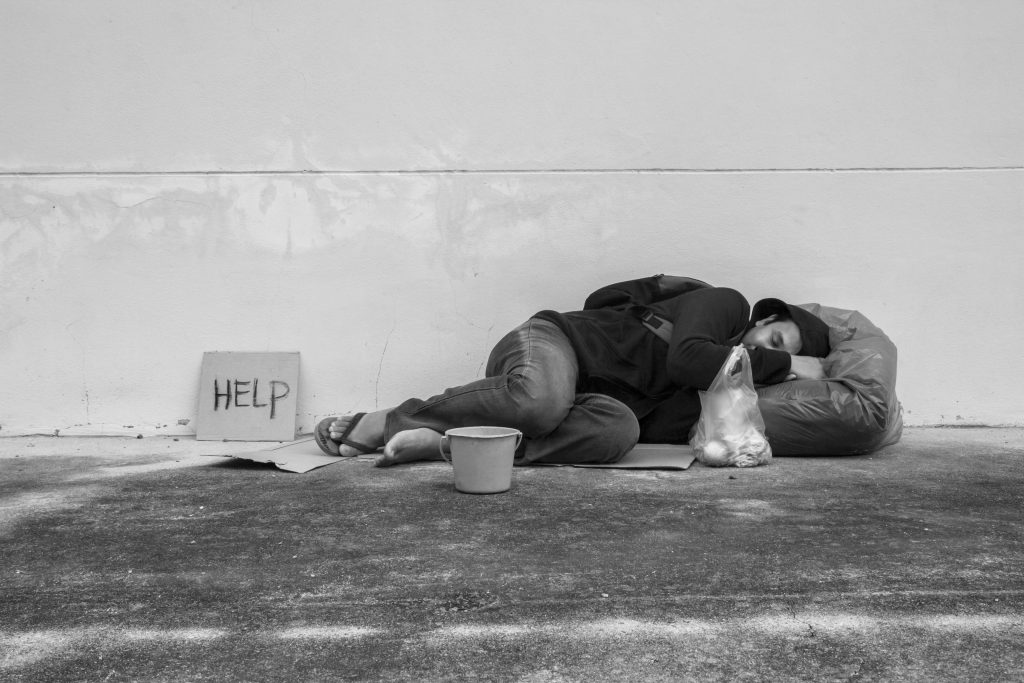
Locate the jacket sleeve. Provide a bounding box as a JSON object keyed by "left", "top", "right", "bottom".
{"left": 583, "top": 274, "right": 713, "bottom": 310}
{"left": 664, "top": 287, "right": 791, "bottom": 389}
{"left": 583, "top": 275, "right": 665, "bottom": 310}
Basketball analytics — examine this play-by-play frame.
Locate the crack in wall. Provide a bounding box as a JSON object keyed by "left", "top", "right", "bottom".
{"left": 2, "top": 166, "right": 1023, "bottom": 178}
{"left": 375, "top": 321, "right": 397, "bottom": 410}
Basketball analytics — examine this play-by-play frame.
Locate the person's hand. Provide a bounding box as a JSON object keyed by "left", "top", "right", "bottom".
{"left": 786, "top": 355, "right": 826, "bottom": 381}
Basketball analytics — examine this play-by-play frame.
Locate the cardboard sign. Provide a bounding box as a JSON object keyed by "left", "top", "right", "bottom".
{"left": 196, "top": 352, "right": 299, "bottom": 441}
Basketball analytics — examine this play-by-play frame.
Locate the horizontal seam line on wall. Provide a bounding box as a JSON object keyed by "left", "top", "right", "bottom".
{"left": 1, "top": 166, "right": 1024, "bottom": 178}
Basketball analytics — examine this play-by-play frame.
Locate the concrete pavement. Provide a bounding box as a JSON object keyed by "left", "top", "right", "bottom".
{"left": 1, "top": 428, "right": 1022, "bottom": 681}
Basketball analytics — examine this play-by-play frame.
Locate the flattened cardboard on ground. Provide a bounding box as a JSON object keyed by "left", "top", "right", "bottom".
{"left": 196, "top": 351, "right": 299, "bottom": 441}
{"left": 205, "top": 438, "right": 348, "bottom": 473}
{"left": 574, "top": 443, "right": 695, "bottom": 469}
{"left": 209, "top": 440, "right": 693, "bottom": 474}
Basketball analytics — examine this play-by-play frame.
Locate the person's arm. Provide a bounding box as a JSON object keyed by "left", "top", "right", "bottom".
{"left": 582, "top": 275, "right": 664, "bottom": 310}
{"left": 664, "top": 287, "right": 792, "bottom": 389}
{"left": 786, "top": 355, "right": 826, "bottom": 381}
{"left": 582, "top": 274, "right": 713, "bottom": 310}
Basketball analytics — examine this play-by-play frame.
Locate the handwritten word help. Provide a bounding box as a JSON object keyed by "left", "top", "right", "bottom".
{"left": 213, "top": 379, "right": 290, "bottom": 419}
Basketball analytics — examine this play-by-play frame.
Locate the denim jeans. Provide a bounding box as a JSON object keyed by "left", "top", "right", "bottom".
{"left": 385, "top": 318, "right": 640, "bottom": 464}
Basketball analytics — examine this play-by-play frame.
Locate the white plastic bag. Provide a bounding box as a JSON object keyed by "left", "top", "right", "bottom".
{"left": 690, "top": 346, "right": 773, "bottom": 467}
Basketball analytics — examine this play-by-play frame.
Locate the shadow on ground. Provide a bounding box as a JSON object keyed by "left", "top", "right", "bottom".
{"left": 1, "top": 428, "right": 1022, "bottom": 681}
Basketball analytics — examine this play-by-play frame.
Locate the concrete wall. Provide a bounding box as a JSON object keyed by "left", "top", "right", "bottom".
{"left": 2, "top": 0, "right": 1022, "bottom": 436}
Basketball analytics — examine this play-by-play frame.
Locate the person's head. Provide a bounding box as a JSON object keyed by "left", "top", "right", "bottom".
{"left": 743, "top": 298, "right": 831, "bottom": 357}
{"left": 742, "top": 312, "right": 803, "bottom": 354}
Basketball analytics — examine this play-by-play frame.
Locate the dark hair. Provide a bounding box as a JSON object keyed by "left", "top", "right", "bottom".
{"left": 750, "top": 298, "right": 831, "bottom": 358}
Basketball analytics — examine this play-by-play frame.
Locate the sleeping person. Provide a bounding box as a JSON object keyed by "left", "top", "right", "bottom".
{"left": 314, "top": 275, "right": 837, "bottom": 467}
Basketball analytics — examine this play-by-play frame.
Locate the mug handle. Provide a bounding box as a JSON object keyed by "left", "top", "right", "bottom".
{"left": 439, "top": 434, "right": 452, "bottom": 464}
{"left": 513, "top": 431, "right": 523, "bottom": 451}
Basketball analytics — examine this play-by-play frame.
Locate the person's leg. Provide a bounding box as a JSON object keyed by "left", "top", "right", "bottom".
{"left": 380, "top": 324, "right": 640, "bottom": 465}
{"left": 386, "top": 318, "right": 577, "bottom": 436}
{"left": 326, "top": 318, "right": 578, "bottom": 463}
{"left": 517, "top": 392, "right": 640, "bottom": 465}
{"left": 383, "top": 392, "right": 639, "bottom": 466}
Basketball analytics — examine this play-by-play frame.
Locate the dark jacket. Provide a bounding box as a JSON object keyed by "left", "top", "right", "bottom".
{"left": 532, "top": 275, "right": 793, "bottom": 443}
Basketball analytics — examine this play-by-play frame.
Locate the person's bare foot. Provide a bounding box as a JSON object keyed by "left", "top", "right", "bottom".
{"left": 328, "top": 411, "right": 388, "bottom": 457}
{"left": 375, "top": 428, "right": 444, "bottom": 467}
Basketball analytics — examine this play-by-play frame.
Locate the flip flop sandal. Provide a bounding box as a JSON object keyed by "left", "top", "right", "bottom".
{"left": 314, "top": 413, "right": 378, "bottom": 456}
